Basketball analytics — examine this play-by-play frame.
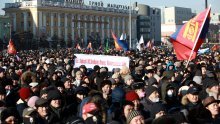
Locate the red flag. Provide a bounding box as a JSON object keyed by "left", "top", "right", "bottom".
{"left": 211, "top": 44, "right": 219, "bottom": 51}
{"left": 7, "top": 39, "right": 17, "bottom": 55}
{"left": 170, "top": 7, "right": 211, "bottom": 60}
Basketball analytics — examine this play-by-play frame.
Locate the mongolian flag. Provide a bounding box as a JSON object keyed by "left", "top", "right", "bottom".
{"left": 170, "top": 7, "right": 211, "bottom": 60}
{"left": 111, "top": 31, "right": 123, "bottom": 51}
{"left": 7, "top": 39, "right": 17, "bottom": 55}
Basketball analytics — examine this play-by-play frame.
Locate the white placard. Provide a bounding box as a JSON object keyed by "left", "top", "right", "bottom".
{"left": 74, "top": 54, "right": 130, "bottom": 71}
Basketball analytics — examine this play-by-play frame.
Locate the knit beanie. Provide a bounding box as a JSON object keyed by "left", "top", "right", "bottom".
{"left": 47, "top": 89, "right": 62, "bottom": 101}
{"left": 127, "top": 110, "right": 142, "bottom": 124}
{"left": 27, "top": 96, "right": 39, "bottom": 108}
{"left": 145, "top": 86, "right": 158, "bottom": 98}
{"left": 19, "top": 87, "right": 31, "bottom": 100}
{"left": 126, "top": 91, "right": 139, "bottom": 102}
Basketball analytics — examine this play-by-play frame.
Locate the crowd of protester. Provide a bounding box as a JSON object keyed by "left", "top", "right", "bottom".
{"left": 0, "top": 47, "right": 219, "bottom": 124}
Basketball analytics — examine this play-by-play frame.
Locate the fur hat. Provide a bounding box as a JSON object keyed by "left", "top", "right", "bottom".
{"left": 193, "top": 76, "right": 202, "bottom": 85}
{"left": 112, "top": 73, "right": 120, "bottom": 79}
{"left": 22, "top": 107, "right": 36, "bottom": 117}
{"left": 124, "top": 75, "right": 133, "bottom": 83}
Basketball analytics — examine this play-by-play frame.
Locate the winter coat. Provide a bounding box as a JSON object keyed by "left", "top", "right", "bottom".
{"left": 16, "top": 98, "right": 28, "bottom": 119}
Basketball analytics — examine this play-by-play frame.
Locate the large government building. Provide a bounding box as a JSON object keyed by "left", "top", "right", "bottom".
{"left": 3, "top": 0, "right": 138, "bottom": 47}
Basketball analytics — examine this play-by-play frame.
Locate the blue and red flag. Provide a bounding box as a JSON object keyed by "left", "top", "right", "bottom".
{"left": 170, "top": 7, "right": 211, "bottom": 60}
{"left": 111, "top": 31, "right": 129, "bottom": 51}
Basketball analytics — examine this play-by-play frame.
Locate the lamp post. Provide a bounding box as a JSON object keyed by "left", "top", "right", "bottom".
{"left": 129, "top": 0, "right": 132, "bottom": 49}
{"left": 3, "top": 23, "right": 11, "bottom": 50}
{"left": 205, "top": 0, "right": 208, "bottom": 8}
{"left": 4, "top": 23, "right": 11, "bottom": 39}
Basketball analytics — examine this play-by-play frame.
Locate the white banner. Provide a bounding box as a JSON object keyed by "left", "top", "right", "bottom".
{"left": 74, "top": 54, "right": 130, "bottom": 71}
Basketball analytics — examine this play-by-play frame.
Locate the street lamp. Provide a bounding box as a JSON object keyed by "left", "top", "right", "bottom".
{"left": 4, "top": 23, "right": 11, "bottom": 39}
{"left": 129, "top": 0, "right": 132, "bottom": 49}
{"left": 205, "top": 0, "right": 208, "bottom": 8}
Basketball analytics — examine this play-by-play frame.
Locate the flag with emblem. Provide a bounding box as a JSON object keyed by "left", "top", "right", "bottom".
{"left": 7, "top": 39, "right": 17, "bottom": 55}
{"left": 170, "top": 7, "right": 211, "bottom": 60}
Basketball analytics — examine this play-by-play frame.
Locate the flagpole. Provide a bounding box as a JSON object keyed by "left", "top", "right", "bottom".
{"left": 185, "top": 5, "right": 211, "bottom": 68}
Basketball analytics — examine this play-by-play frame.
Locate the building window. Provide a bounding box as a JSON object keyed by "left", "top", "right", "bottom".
{"left": 21, "top": 22, "right": 24, "bottom": 27}
{"left": 21, "top": 13, "right": 24, "bottom": 18}
{"left": 61, "top": 22, "right": 64, "bottom": 27}
{"left": 28, "top": 21, "right": 31, "bottom": 27}
{"left": 28, "top": 12, "right": 31, "bottom": 17}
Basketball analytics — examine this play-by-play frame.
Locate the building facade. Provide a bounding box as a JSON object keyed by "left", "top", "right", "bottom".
{"left": 135, "top": 3, "right": 151, "bottom": 43}
{"left": 150, "top": 7, "right": 161, "bottom": 43}
{"left": 4, "top": 0, "right": 137, "bottom": 47}
{"left": 211, "top": 13, "right": 220, "bottom": 24}
{"left": 163, "top": 6, "right": 192, "bottom": 25}
{"left": 161, "top": 6, "right": 193, "bottom": 41}
{"left": 0, "top": 15, "right": 11, "bottom": 43}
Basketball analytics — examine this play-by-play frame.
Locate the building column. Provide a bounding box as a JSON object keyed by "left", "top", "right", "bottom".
{"left": 112, "top": 17, "right": 115, "bottom": 33}
{"left": 23, "top": 12, "right": 28, "bottom": 31}
{"left": 101, "top": 16, "right": 105, "bottom": 44}
{"left": 131, "top": 18, "right": 137, "bottom": 48}
{"left": 77, "top": 14, "right": 81, "bottom": 36}
{"left": 90, "top": 15, "right": 93, "bottom": 34}
{"left": 32, "top": 10, "right": 38, "bottom": 36}
{"left": 38, "top": 11, "right": 43, "bottom": 36}
{"left": 71, "top": 14, "right": 75, "bottom": 42}
{"left": 84, "top": 15, "right": 88, "bottom": 46}
{"left": 50, "top": 13, "right": 54, "bottom": 37}
{"left": 58, "top": 13, "right": 61, "bottom": 38}
{"left": 43, "top": 12, "right": 46, "bottom": 27}
{"left": 107, "top": 16, "right": 110, "bottom": 38}
{"left": 96, "top": 16, "right": 99, "bottom": 32}
{"left": 13, "top": 13, "right": 16, "bottom": 32}
{"left": 64, "top": 13, "right": 68, "bottom": 41}
{"left": 122, "top": 17, "right": 125, "bottom": 33}
{"left": 117, "top": 17, "right": 120, "bottom": 36}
